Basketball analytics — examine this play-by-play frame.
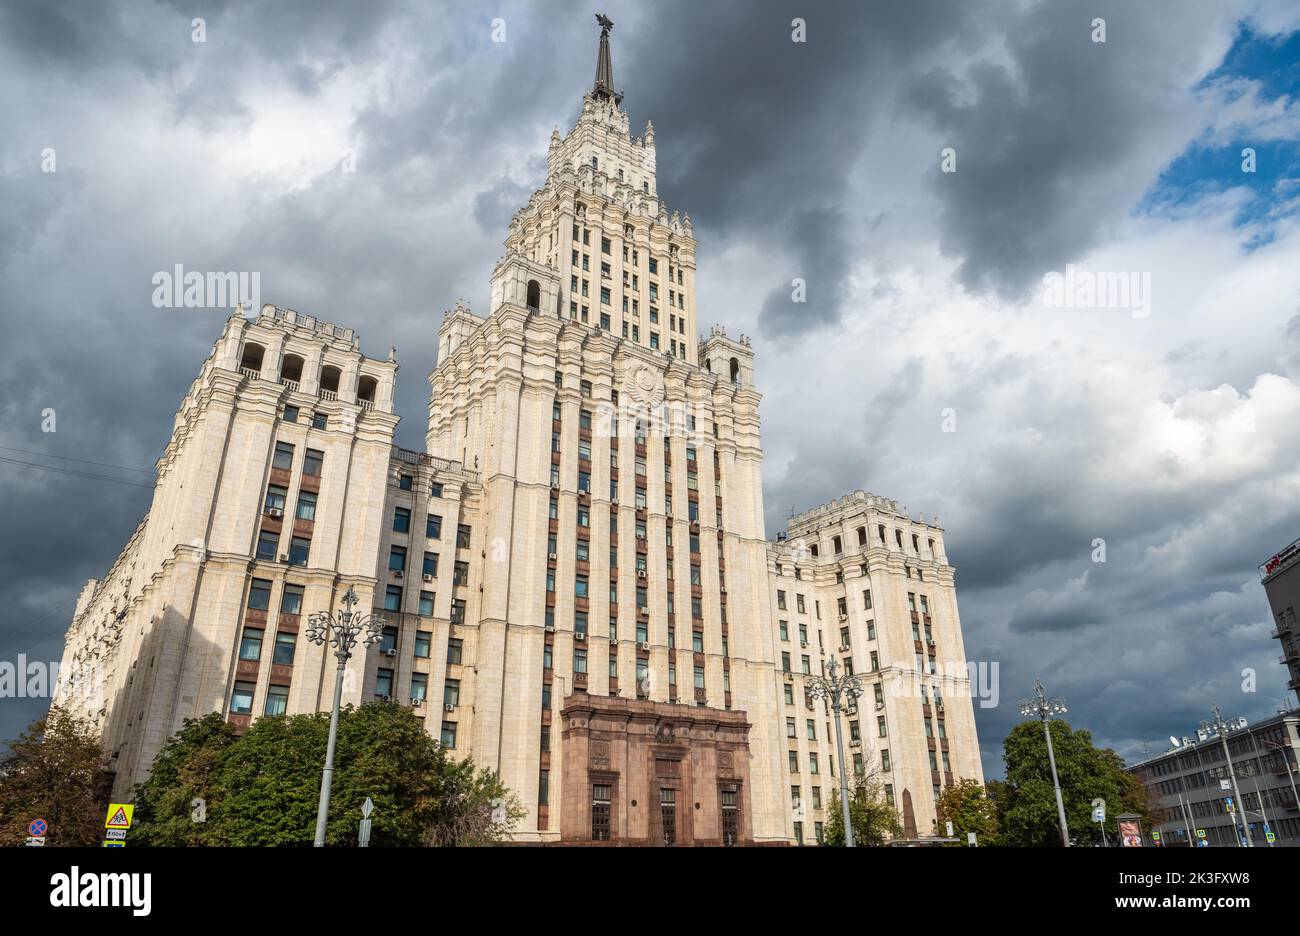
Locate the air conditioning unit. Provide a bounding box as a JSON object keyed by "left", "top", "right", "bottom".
{"left": 838, "top": 614, "right": 848, "bottom": 622}
{"left": 637, "top": 570, "right": 647, "bottom": 579}
{"left": 384, "top": 648, "right": 398, "bottom": 657}
{"left": 545, "top": 624, "right": 556, "bottom": 633}
{"left": 609, "top": 637, "right": 618, "bottom": 645}
{"left": 800, "top": 640, "right": 808, "bottom": 648}
{"left": 444, "top": 703, "right": 456, "bottom": 712}
{"left": 548, "top": 552, "right": 558, "bottom": 560}
{"left": 611, "top": 496, "right": 619, "bottom": 504}
{"left": 575, "top": 632, "right": 586, "bottom": 642}
{"left": 839, "top": 645, "right": 850, "bottom": 653}
{"left": 849, "top": 739, "right": 861, "bottom": 748}
{"left": 381, "top": 694, "right": 391, "bottom": 702}
{"left": 551, "top": 481, "right": 560, "bottom": 490}
{"left": 638, "top": 641, "right": 650, "bottom": 652}
{"left": 266, "top": 507, "right": 283, "bottom": 518}
{"left": 422, "top": 573, "right": 433, "bottom": 582}
{"left": 720, "top": 586, "right": 727, "bottom": 594}
{"left": 279, "top": 554, "right": 289, "bottom": 562}
{"left": 393, "top": 570, "right": 403, "bottom": 578}
{"left": 636, "top": 532, "right": 647, "bottom": 540}
{"left": 411, "top": 697, "right": 424, "bottom": 707}
{"left": 639, "top": 608, "right": 649, "bottom": 617}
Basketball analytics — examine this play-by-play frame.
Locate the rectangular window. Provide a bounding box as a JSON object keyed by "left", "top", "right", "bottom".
{"left": 248, "top": 578, "right": 273, "bottom": 610}
{"left": 256, "top": 531, "right": 279, "bottom": 562}
{"left": 440, "top": 722, "right": 458, "bottom": 748}
{"left": 279, "top": 583, "right": 303, "bottom": 615}
{"left": 273, "top": 631, "right": 296, "bottom": 665}
{"left": 288, "top": 537, "right": 310, "bottom": 566}
{"left": 295, "top": 491, "right": 317, "bottom": 521}
{"left": 264, "top": 684, "right": 289, "bottom": 717}
{"left": 447, "top": 638, "right": 463, "bottom": 665}
{"left": 303, "top": 449, "right": 323, "bottom": 477}
{"left": 411, "top": 673, "right": 428, "bottom": 703}
{"left": 450, "top": 599, "right": 466, "bottom": 625}
{"left": 384, "top": 585, "right": 403, "bottom": 612}
{"left": 414, "top": 631, "right": 432, "bottom": 658}
{"left": 456, "top": 525, "right": 472, "bottom": 549}
{"left": 592, "top": 784, "right": 612, "bottom": 841}
{"left": 427, "top": 514, "right": 442, "bottom": 538}
{"left": 389, "top": 545, "right": 407, "bottom": 572}
{"left": 419, "top": 591, "right": 434, "bottom": 616}
{"left": 230, "top": 681, "right": 256, "bottom": 715}
{"left": 239, "top": 627, "right": 263, "bottom": 661}
{"left": 272, "top": 442, "right": 294, "bottom": 471}
{"left": 393, "top": 507, "right": 411, "bottom": 533}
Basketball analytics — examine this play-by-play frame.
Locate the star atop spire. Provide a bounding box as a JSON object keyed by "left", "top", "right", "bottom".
{"left": 593, "top": 13, "right": 622, "bottom": 104}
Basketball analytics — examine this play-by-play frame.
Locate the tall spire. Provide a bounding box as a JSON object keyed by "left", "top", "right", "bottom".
{"left": 593, "top": 13, "right": 621, "bottom": 103}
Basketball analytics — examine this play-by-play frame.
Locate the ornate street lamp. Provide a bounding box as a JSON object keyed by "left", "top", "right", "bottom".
{"left": 806, "top": 657, "right": 865, "bottom": 847}
{"left": 1019, "top": 679, "right": 1070, "bottom": 847}
{"left": 305, "top": 586, "right": 386, "bottom": 847}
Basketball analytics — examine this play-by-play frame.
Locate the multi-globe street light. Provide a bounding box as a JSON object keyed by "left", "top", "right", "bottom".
{"left": 1019, "top": 679, "right": 1070, "bottom": 847}
{"left": 305, "top": 586, "right": 386, "bottom": 847}
{"left": 1202, "top": 704, "right": 1253, "bottom": 847}
{"left": 806, "top": 657, "right": 865, "bottom": 847}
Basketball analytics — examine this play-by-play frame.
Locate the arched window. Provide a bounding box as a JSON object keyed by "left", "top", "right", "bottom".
{"left": 280, "top": 353, "right": 304, "bottom": 386}
{"left": 729, "top": 357, "right": 741, "bottom": 385}
{"left": 239, "top": 342, "right": 265, "bottom": 375}
{"left": 591, "top": 156, "right": 598, "bottom": 170}
{"left": 357, "top": 375, "right": 378, "bottom": 404}
{"left": 526, "top": 280, "right": 541, "bottom": 311}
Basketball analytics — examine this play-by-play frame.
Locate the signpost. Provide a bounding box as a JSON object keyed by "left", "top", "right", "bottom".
{"left": 25, "top": 818, "right": 47, "bottom": 846}
{"left": 358, "top": 796, "right": 374, "bottom": 848}
{"left": 967, "top": 831, "right": 977, "bottom": 847}
{"left": 104, "top": 803, "right": 134, "bottom": 848}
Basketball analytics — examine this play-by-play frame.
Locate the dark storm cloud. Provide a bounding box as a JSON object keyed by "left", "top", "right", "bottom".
{"left": 902, "top": 0, "right": 1219, "bottom": 300}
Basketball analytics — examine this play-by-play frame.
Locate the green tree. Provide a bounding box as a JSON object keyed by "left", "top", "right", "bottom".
{"left": 822, "top": 770, "right": 902, "bottom": 846}
{"left": 936, "top": 777, "right": 1001, "bottom": 846}
{"left": 1000, "top": 719, "right": 1149, "bottom": 847}
{"left": 133, "top": 701, "right": 520, "bottom": 846}
{"left": 0, "top": 706, "right": 113, "bottom": 847}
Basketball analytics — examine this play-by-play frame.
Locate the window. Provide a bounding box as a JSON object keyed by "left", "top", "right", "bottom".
{"left": 256, "top": 531, "right": 279, "bottom": 562}
{"left": 398, "top": 473, "right": 412, "bottom": 490}
{"left": 375, "top": 668, "right": 394, "bottom": 699}
{"left": 248, "top": 579, "right": 272, "bottom": 610}
{"left": 389, "top": 545, "right": 407, "bottom": 572}
{"left": 456, "top": 525, "right": 472, "bottom": 549}
{"left": 264, "top": 684, "right": 289, "bottom": 716}
{"left": 430, "top": 481, "right": 444, "bottom": 498}
{"left": 393, "top": 507, "right": 411, "bottom": 533}
{"left": 453, "top": 561, "right": 469, "bottom": 586}
{"left": 279, "top": 583, "right": 303, "bottom": 615}
{"left": 288, "top": 537, "right": 310, "bottom": 566}
{"left": 410, "top": 673, "right": 428, "bottom": 704}
{"left": 303, "top": 448, "right": 323, "bottom": 477}
{"left": 273, "top": 631, "right": 296, "bottom": 665}
{"left": 384, "top": 585, "right": 403, "bottom": 611}
{"left": 414, "top": 631, "right": 432, "bottom": 658}
{"left": 272, "top": 442, "right": 294, "bottom": 471}
{"left": 786, "top": 717, "right": 797, "bottom": 738}
{"left": 283, "top": 405, "right": 299, "bottom": 423}
{"left": 264, "top": 485, "right": 287, "bottom": 512}
{"left": 423, "top": 552, "right": 438, "bottom": 577}
{"left": 443, "top": 679, "right": 461, "bottom": 707}
{"left": 427, "top": 514, "right": 443, "bottom": 538}
{"left": 440, "top": 722, "right": 458, "bottom": 748}
{"left": 230, "top": 682, "right": 256, "bottom": 715}
{"left": 295, "top": 491, "right": 317, "bottom": 521}
{"left": 419, "top": 591, "right": 434, "bottom": 616}
{"left": 239, "top": 628, "right": 263, "bottom": 661}
{"left": 450, "top": 599, "right": 466, "bottom": 624}
{"left": 311, "top": 412, "right": 328, "bottom": 430}
{"left": 447, "top": 638, "right": 463, "bottom": 665}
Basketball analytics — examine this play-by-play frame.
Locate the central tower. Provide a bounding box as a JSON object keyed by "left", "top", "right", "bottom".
{"left": 425, "top": 17, "right": 782, "bottom": 843}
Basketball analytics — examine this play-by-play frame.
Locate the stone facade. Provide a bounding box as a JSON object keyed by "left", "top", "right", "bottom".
{"left": 53, "top": 21, "right": 982, "bottom": 845}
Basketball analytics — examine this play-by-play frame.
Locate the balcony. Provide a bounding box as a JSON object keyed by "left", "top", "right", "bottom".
{"left": 238, "top": 366, "right": 261, "bottom": 380}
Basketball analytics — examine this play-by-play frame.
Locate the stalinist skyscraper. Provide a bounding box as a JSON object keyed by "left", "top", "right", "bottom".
{"left": 56, "top": 17, "right": 983, "bottom": 846}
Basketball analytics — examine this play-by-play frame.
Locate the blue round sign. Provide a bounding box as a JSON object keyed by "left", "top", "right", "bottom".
{"left": 28, "top": 818, "right": 47, "bottom": 836}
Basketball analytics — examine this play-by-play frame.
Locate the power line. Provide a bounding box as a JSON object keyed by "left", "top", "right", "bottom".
{"left": 0, "top": 455, "right": 155, "bottom": 490}
{"left": 0, "top": 445, "right": 155, "bottom": 475}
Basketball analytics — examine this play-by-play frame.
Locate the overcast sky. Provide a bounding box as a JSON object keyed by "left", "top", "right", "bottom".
{"left": 2, "top": 0, "right": 1299, "bottom": 780}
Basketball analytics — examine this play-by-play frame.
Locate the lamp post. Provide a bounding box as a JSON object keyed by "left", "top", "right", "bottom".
{"left": 1019, "top": 679, "right": 1070, "bottom": 847}
{"left": 806, "top": 657, "right": 865, "bottom": 847}
{"left": 1202, "top": 705, "right": 1251, "bottom": 847}
{"left": 305, "top": 586, "right": 386, "bottom": 847}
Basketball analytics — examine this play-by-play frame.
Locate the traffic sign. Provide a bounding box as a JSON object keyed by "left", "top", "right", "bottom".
{"left": 1267, "top": 832, "right": 1276, "bottom": 843}
{"left": 27, "top": 818, "right": 47, "bottom": 837}
{"left": 102, "top": 840, "right": 124, "bottom": 848}
{"left": 104, "top": 829, "right": 127, "bottom": 841}
{"left": 1196, "top": 828, "right": 1206, "bottom": 838}
{"left": 945, "top": 821, "right": 954, "bottom": 837}
{"left": 25, "top": 837, "right": 45, "bottom": 847}
{"left": 105, "top": 803, "right": 134, "bottom": 830}
{"left": 361, "top": 796, "right": 374, "bottom": 819}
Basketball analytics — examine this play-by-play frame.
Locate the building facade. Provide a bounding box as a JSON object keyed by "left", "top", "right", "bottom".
{"left": 1129, "top": 713, "right": 1300, "bottom": 847}
{"left": 1260, "top": 538, "right": 1300, "bottom": 707}
{"left": 53, "top": 20, "right": 982, "bottom": 845}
